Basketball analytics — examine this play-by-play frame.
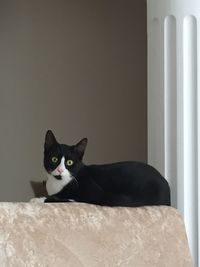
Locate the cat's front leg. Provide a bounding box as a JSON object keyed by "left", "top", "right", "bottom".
{"left": 44, "top": 195, "right": 61, "bottom": 203}
{"left": 44, "top": 195, "right": 74, "bottom": 203}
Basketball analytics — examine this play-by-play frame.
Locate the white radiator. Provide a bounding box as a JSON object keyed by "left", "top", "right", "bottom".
{"left": 147, "top": 1, "right": 200, "bottom": 266}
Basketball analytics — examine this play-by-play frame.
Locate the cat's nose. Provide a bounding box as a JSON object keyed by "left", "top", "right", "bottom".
{"left": 57, "top": 167, "right": 64, "bottom": 174}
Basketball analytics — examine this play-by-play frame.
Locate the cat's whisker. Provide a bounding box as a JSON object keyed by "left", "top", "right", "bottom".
{"left": 71, "top": 176, "right": 79, "bottom": 187}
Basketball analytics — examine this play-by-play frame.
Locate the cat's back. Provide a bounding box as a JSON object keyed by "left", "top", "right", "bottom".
{"left": 87, "top": 161, "right": 164, "bottom": 181}
{"left": 89, "top": 161, "right": 155, "bottom": 172}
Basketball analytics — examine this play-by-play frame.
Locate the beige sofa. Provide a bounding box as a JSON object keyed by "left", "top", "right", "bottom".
{"left": 0, "top": 202, "right": 193, "bottom": 267}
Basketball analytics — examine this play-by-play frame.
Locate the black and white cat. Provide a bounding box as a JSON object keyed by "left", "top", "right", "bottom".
{"left": 39, "top": 130, "right": 170, "bottom": 206}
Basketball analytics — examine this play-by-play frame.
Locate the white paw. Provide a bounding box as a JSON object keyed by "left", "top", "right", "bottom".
{"left": 29, "top": 197, "right": 46, "bottom": 203}
{"left": 68, "top": 199, "right": 75, "bottom": 202}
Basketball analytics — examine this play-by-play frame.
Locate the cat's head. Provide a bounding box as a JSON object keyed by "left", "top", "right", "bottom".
{"left": 43, "top": 130, "right": 87, "bottom": 179}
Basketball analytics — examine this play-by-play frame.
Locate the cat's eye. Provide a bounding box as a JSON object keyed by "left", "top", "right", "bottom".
{"left": 52, "top": 157, "right": 58, "bottom": 163}
{"left": 66, "top": 160, "right": 73, "bottom": 166}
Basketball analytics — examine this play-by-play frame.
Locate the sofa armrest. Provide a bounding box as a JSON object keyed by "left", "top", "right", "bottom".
{"left": 0, "top": 203, "right": 193, "bottom": 267}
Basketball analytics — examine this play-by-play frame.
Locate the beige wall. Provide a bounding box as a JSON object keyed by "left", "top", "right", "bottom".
{"left": 0, "top": 0, "right": 147, "bottom": 201}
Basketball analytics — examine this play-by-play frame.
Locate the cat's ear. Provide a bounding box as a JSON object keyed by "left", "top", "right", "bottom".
{"left": 44, "top": 130, "right": 57, "bottom": 150}
{"left": 74, "top": 138, "right": 88, "bottom": 160}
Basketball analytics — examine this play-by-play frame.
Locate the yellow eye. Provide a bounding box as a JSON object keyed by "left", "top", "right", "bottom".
{"left": 52, "top": 157, "right": 58, "bottom": 163}
{"left": 66, "top": 160, "right": 73, "bottom": 166}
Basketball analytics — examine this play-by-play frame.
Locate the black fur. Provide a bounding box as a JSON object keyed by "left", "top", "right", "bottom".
{"left": 44, "top": 130, "right": 171, "bottom": 207}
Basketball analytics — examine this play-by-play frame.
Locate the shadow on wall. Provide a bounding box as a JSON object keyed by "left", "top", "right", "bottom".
{"left": 30, "top": 181, "right": 48, "bottom": 198}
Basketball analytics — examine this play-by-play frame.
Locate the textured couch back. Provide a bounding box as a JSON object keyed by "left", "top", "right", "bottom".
{"left": 0, "top": 203, "right": 193, "bottom": 267}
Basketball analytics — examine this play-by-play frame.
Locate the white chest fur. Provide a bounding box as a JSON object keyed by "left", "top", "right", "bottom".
{"left": 46, "top": 172, "right": 72, "bottom": 195}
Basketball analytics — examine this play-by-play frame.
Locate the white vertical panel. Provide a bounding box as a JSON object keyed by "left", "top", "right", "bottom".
{"left": 147, "top": 1, "right": 200, "bottom": 266}
{"left": 176, "top": 17, "right": 185, "bottom": 220}
{"left": 164, "top": 15, "right": 177, "bottom": 207}
{"left": 197, "top": 17, "right": 200, "bottom": 267}
{"left": 183, "top": 15, "right": 198, "bottom": 267}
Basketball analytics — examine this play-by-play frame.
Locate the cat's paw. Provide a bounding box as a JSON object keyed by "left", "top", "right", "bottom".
{"left": 29, "top": 197, "right": 46, "bottom": 203}
{"left": 44, "top": 196, "right": 60, "bottom": 203}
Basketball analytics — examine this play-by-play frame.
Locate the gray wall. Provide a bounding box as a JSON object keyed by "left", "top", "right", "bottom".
{"left": 0, "top": 0, "right": 147, "bottom": 201}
